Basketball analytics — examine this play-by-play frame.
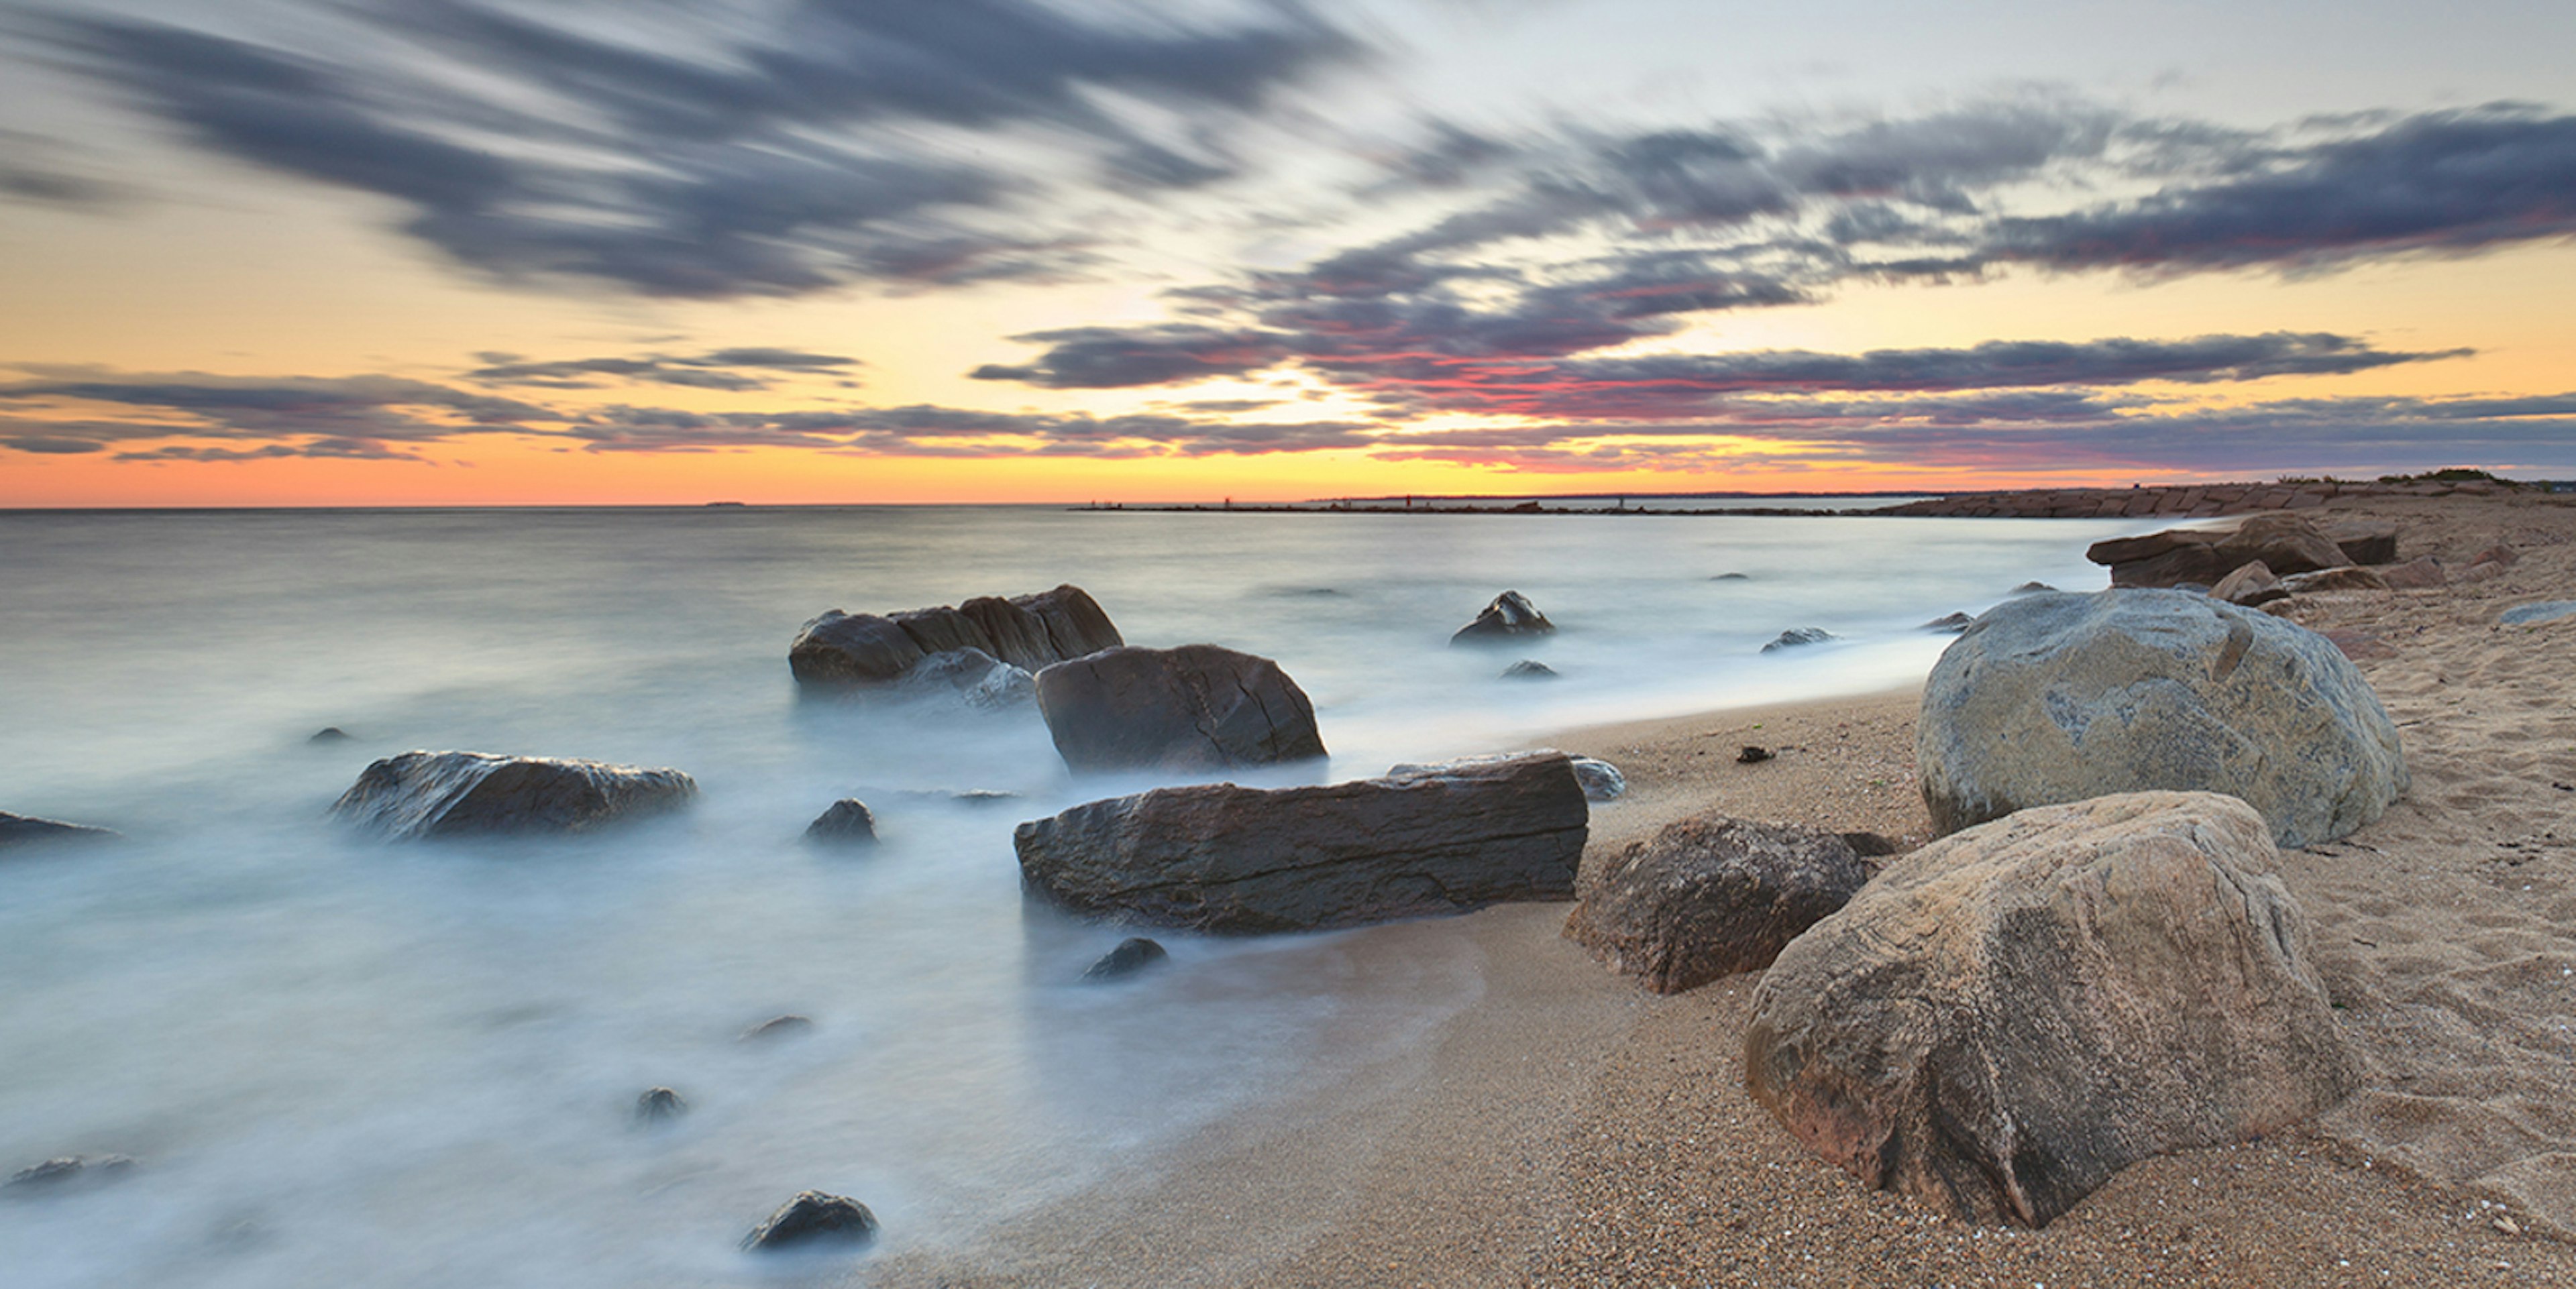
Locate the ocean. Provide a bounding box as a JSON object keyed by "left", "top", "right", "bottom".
{"left": 0, "top": 503, "right": 2148, "bottom": 1286}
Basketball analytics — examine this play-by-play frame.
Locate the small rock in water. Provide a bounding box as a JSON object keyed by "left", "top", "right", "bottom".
{"left": 0, "top": 811, "right": 119, "bottom": 850}
{"left": 1500, "top": 660, "right": 1559, "bottom": 680}
{"left": 741, "top": 1190, "right": 879, "bottom": 1252}
{"left": 5, "top": 1155, "right": 133, "bottom": 1193}
{"left": 309, "top": 726, "right": 352, "bottom": 744}
{"left": 329, "top": 751, "right": 696, "bottom": 839}
{"left": 1737, "top": 746, "right": 1775, "bottom": 765}
{"left": 952, "top": 790, "right": 1022, "bottom": 806}
{"left": 1919, "top": 612, "right": 1972, "bottom": 633}
{"left": 1450, "top": 590, "right": 1555, "bottom": 644}
{"left": 2500, "top": 600, "right": 2576, "bottom": 626}
{"left": 634, "top": 1087, "right": 687, "bottom": 1123}
{"left": 1760, "top": 628, "right": 1836, "bottom": 653}
{"left": 1711, "top": 572, "right": 1752, "bottom": 581}
{"left": 1081, "top": 937, "right": 1170, "bottom": 982}
{"left": 2010, "top": 581, "right": 2056, "bottom": 595}
{"left": 741, "top": 1015, "right": 813, "bottom": 1042}
{"left": 804, "top": 799, "right": 877, "bottom": 845}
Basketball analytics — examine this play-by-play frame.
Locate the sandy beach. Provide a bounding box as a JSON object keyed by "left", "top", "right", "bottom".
{"left": 867, "top": 490, "right": 2576, "bottom": 1288}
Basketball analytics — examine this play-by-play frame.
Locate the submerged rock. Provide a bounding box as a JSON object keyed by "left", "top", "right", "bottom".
{"left": 308, "top": 727, "right": 352, "bottom": 744}
{"left": 5, "top": 1155, "right": 133, "bottom": 1194}
{"left": 1450, "top": 591, "right": 1555, "bottom": 645}
{"left": 1919, "top": 612, "right": 1973, "bottom": 633}
{"left": 634, "top": 1087, "right": 687, "bottom": 1124}
{"left": 1034, "top": 644, "right": 1326, "bottom": 773}
{"left": 2010, "top": 581, "right": 2055, "bottom": 595}
{"left": 804, "top": 799, "right": 877, "bottom": 846}
{"left": 1565, "top": 814, "right": 1868, "bottom": 993}
{"left": 1081, "top": 937, "right": 1170, "bottom": 982}
{"left": 1916, "top": 589, "right": 2406, "bottom": 848}
{"left": 898, "top": 647, "right": 1036, "bottom": 709}
{"left": 740, "top": 1015, "right": 813, "bottom": 1042}
{"left": 790, "top": 584, "right": 1121, "bottom": 687}
{"left": 330, "top": 752, "right": 696, "bottom": 840}
{"left": 1015, "top": 752, "right": 1588, "bottom": 933}
{"left": 1746, "top": 792, "right": 2356, "bottom": 1227}
{"left": 741, "top": 1191, "right": 879, "bottom": 1252}
{"left": 0, "top": 811, "right": 119, "bottom": 850}
{"left": 1761, "top": 628, "right": 1837, "bottom": 653}
{"left": 1501, "top": 659, "right": 1560, "bottom": 680}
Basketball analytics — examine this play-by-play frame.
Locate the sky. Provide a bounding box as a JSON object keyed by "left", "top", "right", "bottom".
{"left": 3, "top": 0, "right": 2575, "bottom": 506}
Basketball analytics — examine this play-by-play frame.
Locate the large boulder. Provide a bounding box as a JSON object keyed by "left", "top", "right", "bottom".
{"left": 1917, "top": 590, "right": 2405, "bottom": 848}
{"left": 1013, "top": 752, "right": 1589, "bottom": 932}
{"left": 1563, "top": 814, "right": 1867, "bottom": 994}
{"left": 1387, "top": 750, "right": 1625, "bottom": 801}
{"left": 1034, "top": 644, "right": 1325, "bottom": 773}
{"left": 331, "top": 752, "right": 696, "bottom": 839}
{"left": 0, "top": 811, "right": 118, "bottom": 850}
{"left": 1450, "top": 591, "right": 1554, "bottom": 645}
{"left": 790, "top": 584, "right": 1120, "bottom": 687}
{"left": 2086, "top": 515, "right": 2353, "bottom": 588}
{"left": 1744, "top": 792, "right": 2357, "bottom": 1227}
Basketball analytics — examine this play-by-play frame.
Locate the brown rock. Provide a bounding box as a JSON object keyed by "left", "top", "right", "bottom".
{"left": 1012, "top": 752, "right": 1589, "bottom": 933}
{"left": 2210, "top": 560, "right": 2284, "bottom": 606}
{"left": 1564, "top": 814, "right": 1867, "bottom": 993}
{"left": 1034, "top": 644, "right": 1326, "bottom": 773}
{"left": 2277, "top": 566, "right": 2390, "bottom": 595}
{"left": 2320, "top": 520, "right": 2399, "bottom": 565}
{"left": 790, "top": 585, "right": 1122, "bottom": 687}
{"left": 330, "top": 752, "right": 696, "bottom": 839}
{"left": 2469, "top": 544, "right": 2520, "bottom": 570}
{"left": 2379, "top": 556, "right": 2447, "bottom": 589}
{"left": 1744, "top": 792, "right": 2358, "bottom": 1228}
{"left": 2088, "top": 516, "right": 2353, "bottom": 588}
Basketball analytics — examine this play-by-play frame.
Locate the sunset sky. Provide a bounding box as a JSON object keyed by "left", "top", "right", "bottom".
{"left": 3, "top": 0, "right": 2574, "bottom": 505}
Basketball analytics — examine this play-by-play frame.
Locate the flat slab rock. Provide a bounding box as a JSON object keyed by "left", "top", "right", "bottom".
{"left": 1564, "top": 814, "right": 1866, "bottom": 993}
{"left": 1013, "top": 752, "right": 1589, "bottom": 933}
{"left": 1745, "top": 791, "right": 2357, "bottom": 1228}
{"left": 1917, "top": 589, "right": 2406, "bottom": 849}
{"left": 331, "top": 751, "right": 697, "bottom": 839}
{"left": 1035, "top": 644, "right": 1326, "bottom": 773}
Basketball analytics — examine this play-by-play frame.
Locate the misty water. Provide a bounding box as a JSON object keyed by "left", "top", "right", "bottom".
{"left": 0, "top": 503, "right": 2147, "bottom": 1286}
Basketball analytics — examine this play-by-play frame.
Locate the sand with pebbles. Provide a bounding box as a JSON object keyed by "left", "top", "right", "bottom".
{"left": 863, "top": 490, "right": 2576, "bottom": 1288}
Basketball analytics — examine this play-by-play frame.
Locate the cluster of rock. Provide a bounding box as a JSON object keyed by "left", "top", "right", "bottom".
{"left": 789, "top": 584, "right": 1122, "bottom": 707}
{"left": 2085, "top": 514, "right": 2397, "bottom": 589}
{"left": 1876, "top": 475, "right": 2512, "bottom": 519}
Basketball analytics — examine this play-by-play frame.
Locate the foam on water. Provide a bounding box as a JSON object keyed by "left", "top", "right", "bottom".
{"left": 0, "top": 504, "right": 2140, "bottom": 1286}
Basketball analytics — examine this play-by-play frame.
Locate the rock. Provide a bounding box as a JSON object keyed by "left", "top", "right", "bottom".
{"left": 898, "top": 647, "right": 1036, "bottom": 709}
{"left": 1564, "top": 814, "right": 1869, "bottom": 993}
{"left": 1034, "top": 644, "right": 1326, "bottom": 773}
{"left": 1743, "top": 792, "right": 2358, "bottom": 1227}
{"left": 1500, "top": 660, "right": 1560, "bottom": 680}
{"left": 329, "top": 752, "right": 696, "bottom": 840}
{"left": 1839, "top": 831, "right": 1903, "bottom": 858}
{"left": 1450, "top": 590, "right": 1555, "bottom": 645}
{"left": 1737, "top": 745, "right": 1774, "bottom": 764}
{"left": 2501, "top": 601, "right": 2576, "bottom": 626}
{"left": 2469, "top": 544, "right": 2519, "bottom": 570}
{"left": 741, "top": 1191, "right": 879, "bottom": 1252}
{"left": 1711, "top": 572, "right": 1752, "bottom": 581}
{"left": 2320, "top": 520, "right": 2399, "bottom": 565}
{"left": 2277, "top": 566, "right": 2390, "bottom": 595}
{"left": 2379, "top": 556, "right": 2447, "bottom": 589}
{"left": 1916, "top": 590, "right": 2406, "bottom": 848}
{"left": 2209, "top": 560, "right": 2284, "bottom": 606}
{"left": 2220, "top": 514, "right": 2355, "bottom": 578}
{"left": 2010, "top": 581, "right": 2055, "bottom": 595}
{"left": 804, "top": 799, "right": 877, "bottom": 846}
{"left": 1920, "top": 612, "right": 1973, "bottom": 633}
{"left": 0, "top": 811, "right": 119, "bottom": 850}
{"left": 2322, "top": 629, "right": 2396, "bottom": 660}
{"left": 790, "top": 585, "right": 1121, "bottom": 687}
{"left": 634, "top": 1087, "right": 687, "bottom": 1123}
{"left": 1014, "top": 752, "right": 1589, "bottom": 933}
{"left": 2087, "top": 516, "right": 2353, "bottom": 588}
{"left": 2460, "top": 559, "right": 2508, "bottom": 583}
{"left": 1388, "top": 750, "right": 1625, "bottom": 802}
{"left": 309, "top": 727, "right": 352, "bottom": 744}
{"left": 1081, "top": 936, "right": 1169, "bottom": 981}
{"left": 951, "top": 790, "right": 1020, "bottom": 806}
{"left": 1762, "top": 628, "right": 1837, "bottom": 653}
{"left": 741, "top": 1015, "right": 812, "bottom": 1042}
{"left": 5, "top": 1155, "right": 133, "bottom": 1193}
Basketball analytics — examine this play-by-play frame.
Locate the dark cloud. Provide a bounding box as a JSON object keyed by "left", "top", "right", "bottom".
{"left": 46, "top": 0, "right": 1362, "bottom": 297}
{"left": 0, "top": 129, "right": 120, "bottom": 207}
{"left": 464, "top": 349, "right": 862, "bottom": 390}
{"left": 971, "top": 325, "right": 1299, "bottom": 389}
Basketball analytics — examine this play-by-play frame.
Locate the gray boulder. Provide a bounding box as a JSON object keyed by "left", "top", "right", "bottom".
{"left": 331, "top": 752, "right": 696, "bottom": 840}
{"left": 741, "top": 1191, "right": 879, "bottom": 1252}
{"left": 1389, "top": 750, "right": 1625, "bottom": 802}
{"left": 1564, "top": 814, "right": 1867, "bottom": 994}
{"left": 1916, "top": 589, "right": 2404, "bottom": 848}
{"left": 1450, "top": 591, "right": 1554, "bottom": 645}
{"left": 790, "top": 584, "right": 1120, "bottom": 687}
{"left": 1744, "top": 792, "right": 2357, "bottom": 1227}
{"left": 1014, "top": 752, "right": 1589, "bottom": 933}
{"left": 1034, "top": 644, "right": 1325, "bottom": 773}
{"left": 0, "top": 811, "right": 118, "bottom": 850}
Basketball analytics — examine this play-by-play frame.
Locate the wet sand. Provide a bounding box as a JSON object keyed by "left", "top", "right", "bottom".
{"left": 865, "top": 490, "right": 2576, "bottom": 1288}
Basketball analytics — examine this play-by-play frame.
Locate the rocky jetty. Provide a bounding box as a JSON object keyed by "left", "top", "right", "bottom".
{"left": 1034, "top": 644, "right": 1326, "bottom": 773}
{"left": 330, "top": 752, "right": 696, "bottom": 839}
{"left": 1873, "top": 475, "right": 2512, "bottom": 519}
{"left": 1746, "top": 792, "right": 2357, "bottom": 1227}
{"left": 1014, "top": 752, "right": 1588, "bottom": 932}
{"left": 1917, "top": 589, "right": 2406, "bottom": 848}
{"left": 790, "top": 584, "right": 1121, "bottom": 689}
{"left": 1450, "top": 591, "right": 1555, "bottom": 645}
{"left": 1565, "top": 814, "right": 1868, "bottom": 993}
